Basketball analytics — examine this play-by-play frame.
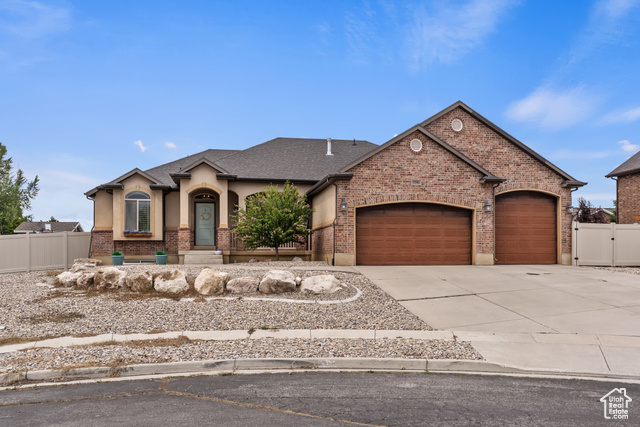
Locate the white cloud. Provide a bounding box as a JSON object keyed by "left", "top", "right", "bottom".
{"left": 0, "top": 0, "right": 71, "bottom": 39}
{"left": 505, "top": 86, "right": 600, "bottom": 130}
{"left": 165, "top": 141, "right": 177, "bottom": 149}
{"left": 617, "top": 139, "right": 639, "bottom": 153}
{"left": 344, "top": 3, "right": 377, "bottom": 63}
{"left": 406, "top": 0, "right": 518, "bottom": 69}
{"left": 133, "top": 140, "right": 147, "bottom": 152}
{"left": 601, "top": 106, "right": 640, "bottom": 124}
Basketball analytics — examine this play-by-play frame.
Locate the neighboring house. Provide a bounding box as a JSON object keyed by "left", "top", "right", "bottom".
{"left": 607, "top": 151, "right": 640, "bottom": 224}
{"left": 86, "top": 101, "right": 586, "bottom": 266}
{"left": 14, "top": 221, "right": 84, "bottom": 234}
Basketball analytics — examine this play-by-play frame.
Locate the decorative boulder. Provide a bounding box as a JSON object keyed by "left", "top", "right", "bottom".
{"left": 56, "top": 271, "right": 83, "bottom": 288}
{"left": 300, "top": 275, "right": 343, "bottom": 294}
{"left": 154, "top": 270, "right": 189, "bottom": 294}
{"left": 70, "top": 263, "right": 87, "bottom": 273}
{"left": 76, "top": 272, "right": 95, "bottom": 289}
{"left": 94, "top": 267, "right": 126, "bottom": 290}
{"left": 126, "top": 272, "right": 153, "bottom": 292}
{"left": 259, "top": 270, "right": 297, "bottom": 294}
{"left": 248, "top": 258, "right": 259, "bottom": 263}
{"left": 73, "top": 258, "right": 103, "bottom": 267}
{"left": 194, "top": 269, "right": 229, "bottom": 296}
{"left": 292, "top": 256, "right": 303, "bottom": 262}
{"left": 227, "top": 276, "right": 260, "bottom": 293}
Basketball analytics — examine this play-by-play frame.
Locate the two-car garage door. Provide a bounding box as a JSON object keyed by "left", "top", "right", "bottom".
{"left": 356, "top": 203, "right": 472, "bottom": 265}
{"left": 355, "top": 192, "right": 558, "bottom": 266}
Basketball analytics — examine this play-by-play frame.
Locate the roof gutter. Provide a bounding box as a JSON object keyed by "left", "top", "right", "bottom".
{"left": 306, "top": 173, "right": 354, "bottom": 198}
{"left": 562, "top": 180, "right": 588, "bottom": 188}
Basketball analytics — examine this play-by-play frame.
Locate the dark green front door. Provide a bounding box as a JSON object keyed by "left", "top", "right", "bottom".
{"left": 195, "top": 203, "right": 215, "bottom": 246}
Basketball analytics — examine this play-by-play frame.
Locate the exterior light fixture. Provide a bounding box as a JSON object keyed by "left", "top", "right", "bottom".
{"left": 340, "top": 198, "right": 348, "bottom": 211}
{"left": 484, "top": 200, "right": 492, "bottom": 213}
{"left": 566, "top": 202, "right": 574, "bottom": 214}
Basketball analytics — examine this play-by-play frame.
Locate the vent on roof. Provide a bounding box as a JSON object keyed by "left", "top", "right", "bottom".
{"left": 327, "top": 138, "right": 333, "bottom": 156}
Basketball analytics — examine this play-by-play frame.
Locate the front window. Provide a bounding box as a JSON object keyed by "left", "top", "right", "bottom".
{"left": 125, "top": 191, "right": 151, "bottom": 232}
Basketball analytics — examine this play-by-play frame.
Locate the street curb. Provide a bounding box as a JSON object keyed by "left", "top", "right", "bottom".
{"left": 3, "top": 357, "right": 640, "bottom": 388}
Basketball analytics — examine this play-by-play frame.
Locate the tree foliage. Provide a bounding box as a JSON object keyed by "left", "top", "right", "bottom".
{"left": 0, "top": 143, "right": 40, "bottom": 234}
{"left": 575, "top": 197, "right": 609, "bottom": 224}
{"left": 233, "top": 181, "right": 313, "bottom": 260}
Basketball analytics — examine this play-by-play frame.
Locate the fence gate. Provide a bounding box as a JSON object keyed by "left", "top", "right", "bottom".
{"left": 572, "top": 221, "right": 640, "bottom": 266}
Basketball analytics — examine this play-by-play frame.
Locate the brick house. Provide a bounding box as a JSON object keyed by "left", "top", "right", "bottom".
{"left": 606, "top": 151, "right": 640, "bottom": 224}
{"left": 86, "top": 101, "right": 585, "bottom": 265}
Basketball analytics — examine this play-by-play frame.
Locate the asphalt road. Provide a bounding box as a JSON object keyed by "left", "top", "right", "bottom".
{"left": 1, "top": 373, "right": 637, "bottom": 426}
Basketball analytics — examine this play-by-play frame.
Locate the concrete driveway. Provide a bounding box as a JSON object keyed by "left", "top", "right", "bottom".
{"left": 354, "top": 265, "right": 640, "bottom": 335}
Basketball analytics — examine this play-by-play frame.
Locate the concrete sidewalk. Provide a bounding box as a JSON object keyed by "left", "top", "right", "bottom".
{"left": 2, "top": 329, "right": 640, "bottom": 384}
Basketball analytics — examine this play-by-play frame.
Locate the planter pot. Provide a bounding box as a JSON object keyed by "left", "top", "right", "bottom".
{"left": 111, "top": 255, "right": 124, "bottom": 266}
{"left": 155, "top": 254, "right": 168, "bottom": 265}
{"left": 214, "top": 250, "right": 223, "bottom": 255}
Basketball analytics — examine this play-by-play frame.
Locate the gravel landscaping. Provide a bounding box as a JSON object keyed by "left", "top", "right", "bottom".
{"left": 0, "top": 265, "right": 430, "bottom": 339}
{"left": 0, "top": 337, "right": 481, "bottom": 374}
{"left": 0, "top": 263, "right": 485, "bottom": 376}
{"left": 590, "top": 266, "right": 640, "bottom": 275}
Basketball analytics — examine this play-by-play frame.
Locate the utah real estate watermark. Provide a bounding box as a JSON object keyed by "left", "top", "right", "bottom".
{"left": 600, "top": 388, "right": 632, "bottom": 420}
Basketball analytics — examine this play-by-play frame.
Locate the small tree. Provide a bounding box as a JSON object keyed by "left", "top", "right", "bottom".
{"left": 0, "top": 143, "right": 39, "bottom": 234}
{"left": 575, "top": 197, "right": 608, "bottom": 224}
{"left": 233, "top": 181, "right": 313, "bottom": 260}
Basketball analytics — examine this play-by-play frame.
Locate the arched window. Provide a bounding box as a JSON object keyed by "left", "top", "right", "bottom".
{"left": 125, "top": 191, "right": 151, "bottom": 232}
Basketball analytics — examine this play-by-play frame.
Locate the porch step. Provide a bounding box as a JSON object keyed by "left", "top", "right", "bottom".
{"left": 182, "top": 251, "right": 223, "bottom": 265}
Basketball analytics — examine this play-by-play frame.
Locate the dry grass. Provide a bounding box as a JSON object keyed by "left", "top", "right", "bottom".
{"left": 0, "top": 335, "right": 63, "bottom": 346}
{"left": 24, "top": 311, "right": 85, "bottom": 325}
{"left": 44, "top": 270, "right": 63, "bottom": 277}
{"left": 95, "top": 336, "right": 192, "bottom": 348}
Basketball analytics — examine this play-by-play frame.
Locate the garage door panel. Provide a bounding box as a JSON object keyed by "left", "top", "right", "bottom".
{"left": 356, "top": 203, "right": 471, "bottom": 265}
{"left": 495, "top": 192, "right": 556, "bottom": 265}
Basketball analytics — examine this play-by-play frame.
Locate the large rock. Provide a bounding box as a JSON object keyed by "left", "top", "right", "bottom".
{"left": 227, "top": 276, "right": 260, "bottom": 293}
{"left": 154, "top": 270, "right": 189, "bottom": 294}
{"left": 56, "top": 271, "right": 83, "bottom": 288}
{"left": 73, "top": 258, "right": 103, "bottom": 267}
{"left": 300, "top": 275, "right": 343, "bottom": 294}
{"left": 194, "top": 269, "right": 228, "bottom": 296}
{"left": 94, "top": 267, "right": 127, "bottom": 290}
{"left": 259, "top": 270, "right": 297, "bottom": 294}
{"left": 76, "top": 272, "right": 95, "bottom": 289}
{"left": 126, "top": 272, "right": 153, "bottom": 292}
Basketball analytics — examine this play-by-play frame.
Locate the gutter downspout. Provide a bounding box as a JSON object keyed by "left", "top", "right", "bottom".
{"left": 491, "top": 184, "right": 499, "bottom": 264}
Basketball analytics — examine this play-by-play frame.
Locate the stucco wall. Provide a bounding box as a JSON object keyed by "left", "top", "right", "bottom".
{"left": 112, "top": 174, "right": 163, "bottom": 241}
{"left": 94, "top": 191, "right": 113, "bottom": 230}
{"left": 311, "top": 185, "right": 336, "bottom": 229}
{"left": 165, "top": 191, "right": 180, "bottom": 229}
{"left": 228, "top": 182, "right": 313, "bottom": 209}
{"left": 617, "top": 173, "right": 640, "bottom": 224}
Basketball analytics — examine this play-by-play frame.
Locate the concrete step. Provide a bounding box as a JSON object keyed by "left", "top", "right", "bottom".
{"left": 183, "top": 251, "right": 223, "bottom": 265}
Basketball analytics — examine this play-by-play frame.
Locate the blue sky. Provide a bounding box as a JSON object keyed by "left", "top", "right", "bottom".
{"left": 1, "top": 0, "right": 640, "bottom": 230}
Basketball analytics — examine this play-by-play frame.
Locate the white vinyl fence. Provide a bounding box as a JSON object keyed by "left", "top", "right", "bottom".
{"left": 0, "top": 232, "right": 91, "bottom": 274}
{"left": 572, "top": 221, "right": 640, "bottom": 266}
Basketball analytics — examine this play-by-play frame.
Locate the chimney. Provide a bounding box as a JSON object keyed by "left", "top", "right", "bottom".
{"left": 326, "top": 138, "right": 333, "bottom": 156}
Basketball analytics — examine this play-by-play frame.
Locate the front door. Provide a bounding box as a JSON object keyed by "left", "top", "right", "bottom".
{"left": 195, "top": 203, "right": 216, "bottom": 246}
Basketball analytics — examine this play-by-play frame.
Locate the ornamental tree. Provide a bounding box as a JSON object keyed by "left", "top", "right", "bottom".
{"left": 0, "top": 143, "right": 39, "bottom": 234}
{"left": 233, "top": 181, "right": 313, "bottom": 260}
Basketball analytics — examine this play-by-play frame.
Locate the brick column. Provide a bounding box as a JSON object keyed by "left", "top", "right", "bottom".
{"left": 178, "top": 227, "right": 193, "bottom": 251}
{"left": 216, "top": 228, "right": 230, "bottom": 250}
{"left": 91, "top": 230, "right": 114, "bottom": 256}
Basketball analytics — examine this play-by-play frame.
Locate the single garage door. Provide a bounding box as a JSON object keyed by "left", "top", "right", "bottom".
{"left": 495, "top": 191, "right": 557, "bottom": 264}
{"left": 356, "top": 203, "right": 472, "bottom": 265}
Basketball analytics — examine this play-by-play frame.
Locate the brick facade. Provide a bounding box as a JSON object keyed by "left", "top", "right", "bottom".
{"left": 178, "top": 227, "right": 193, "bottom": 251}
{"left": 91, "top": 230, "right": 114, "bottom": 256}
{"left": 114, "top": 239, "right": 164, "bottom": 256}
{"left": 617, "top": 173, "right": 640, "bottom": 224}
{"left": 311, "top": 224, "right": 333, "bottom": 261}
{"left": 326, "top": 106, "right": 574, "bottom": 264}
{"left": 216, "top": 228, "right": 230, "bottom": 250}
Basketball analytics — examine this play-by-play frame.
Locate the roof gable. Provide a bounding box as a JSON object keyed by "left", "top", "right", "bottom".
{"left": 606, "top": 150, "right": 640, "bottom": 177}
{"left": 421, "top": 101, "right": 585, "bottom": 187}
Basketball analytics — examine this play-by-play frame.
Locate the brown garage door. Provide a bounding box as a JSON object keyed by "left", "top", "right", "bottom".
{"left": 495, "top": 191, "right": 557, "bottom": 264}
{"left": 356, "top": 203, "right": 472, "bottom": 265}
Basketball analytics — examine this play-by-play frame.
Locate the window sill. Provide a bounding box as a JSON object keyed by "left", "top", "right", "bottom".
{"left": 123, "top": 232, "right": 153, "bottom": 238}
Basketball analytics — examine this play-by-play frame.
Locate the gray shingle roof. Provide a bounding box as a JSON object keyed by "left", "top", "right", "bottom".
{"left": 87, "top": 139, "right": 378, "bottom": 196}
{"left": 606, "top": 151, "right": 640, "bottom": 177}
{"left": 14, "top": 222, "right": 83, "bottom": 233}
